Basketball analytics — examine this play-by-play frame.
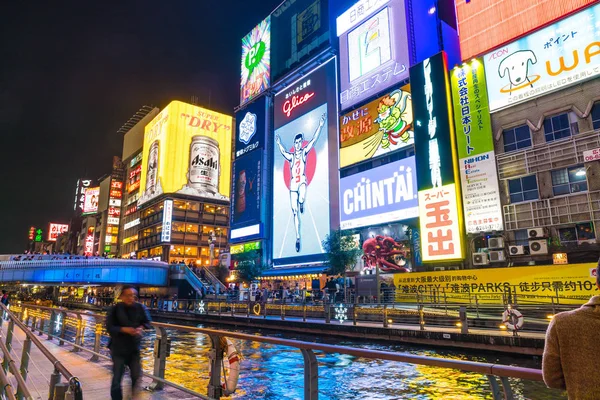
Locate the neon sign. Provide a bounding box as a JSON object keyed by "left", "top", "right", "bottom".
{"left": 282, "top": 92, "right": 315, "bottom": 118}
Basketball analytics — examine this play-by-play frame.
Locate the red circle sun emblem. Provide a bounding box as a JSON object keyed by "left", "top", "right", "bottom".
{"left": 282, "top": 141, "right": 317, "bottom": 190}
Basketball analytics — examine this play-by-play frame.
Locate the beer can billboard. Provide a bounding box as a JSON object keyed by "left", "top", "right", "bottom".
{"left": 138, "top": 101, "right": 233, "bottom": 205}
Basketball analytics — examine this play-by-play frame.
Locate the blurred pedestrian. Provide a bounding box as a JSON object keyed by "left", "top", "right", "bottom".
{"left": 542, "top": 269, "right": 600, "bottom": 399}
{"left": 106, "top": 286, "right": 151, "bottom": 400}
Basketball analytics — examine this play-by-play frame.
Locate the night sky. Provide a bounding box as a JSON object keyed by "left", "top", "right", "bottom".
{"left": 0, "top": 0, "right": 283, "bottom": 253}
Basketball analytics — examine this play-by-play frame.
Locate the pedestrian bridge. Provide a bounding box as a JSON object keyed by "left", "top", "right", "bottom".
{"left": 0, "top": 255, "right": 168, "bottom": 286}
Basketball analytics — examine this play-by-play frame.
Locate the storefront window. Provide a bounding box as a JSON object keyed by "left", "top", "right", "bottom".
{"left": 204, "top": 204, "right": 216, "bottom": 213}
{"left": 137, "top": 250, "right": 148, "bottom": 259}
{"left": 141, "top": 228, "right": 154, "bottom": 238}
{"left": 172, "top": 222, "right": 186, "bottom": 232}
{"left": 149, "top": 246, "right": 162, "bottom": 256}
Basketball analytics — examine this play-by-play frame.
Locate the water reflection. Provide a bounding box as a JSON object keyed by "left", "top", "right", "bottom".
{"left": 80, "top": 318, "right": 565, "bottom": 399}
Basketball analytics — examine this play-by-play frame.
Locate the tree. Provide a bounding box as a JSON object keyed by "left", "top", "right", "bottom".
{"left": 322, "top": 229, "right": 362, "bottom": 276}
{"left": 234, "top": 252, "right": 268, "bottom": 282}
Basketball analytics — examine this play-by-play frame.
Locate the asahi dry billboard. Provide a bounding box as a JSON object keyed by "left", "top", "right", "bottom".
{"left": 139, "top": 101, "right": 233, "bottom": 205}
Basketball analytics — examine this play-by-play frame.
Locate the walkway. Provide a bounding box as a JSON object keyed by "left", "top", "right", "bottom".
{"left": 0, "top": 321, "right": 198, "bottom": 399}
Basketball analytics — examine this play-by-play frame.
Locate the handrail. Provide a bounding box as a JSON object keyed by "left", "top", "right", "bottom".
{"left": 23, "top": 304, "right": 543, "bottom": 381}
{"left": 0, "top": 363, "right": 17, "bottom": 400}
{"left": 0, "top": 339, "right": 34, "bottom": 400}
{"left": 183, "top": 265, "right": 209, "bottom": 292}
{"left": 0, "top": 304, "right": 83, "bottom": 399}
{"left": 200, "top": 266, "right": 226, "bottom": 293}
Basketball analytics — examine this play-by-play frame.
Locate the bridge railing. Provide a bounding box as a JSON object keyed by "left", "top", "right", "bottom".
{"left": 11, "top": 302, "right": 560, "bottom": 400}
{"left": 0, "top": 258, "right": 168, "bottom": 270}
{"left": 0, "top": 303, "right": 83, "bottom": 400}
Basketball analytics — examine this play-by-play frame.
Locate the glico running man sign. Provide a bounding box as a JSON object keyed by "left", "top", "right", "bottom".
{"left": 272, "top": 57, "right": 339, "bottom": 264}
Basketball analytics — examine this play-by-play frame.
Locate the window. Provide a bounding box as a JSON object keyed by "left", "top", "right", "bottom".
{"left": 544, "top": 113, "right": 577, "bottom": 142}
{"left": 508, "top": 175, "right": 539, "bottom": 203}
{"left": 558, "top": 222, "right": 596, "bottom": 244}
{"left": 592, "top": 102, "right": 600, "bottom": 131}
{"left": 514, "top": 230, "right": 529, "bottom": 246}
{"left": 503, "top": 125, "right": 532, "bottom": 152}
{"left": 551, "top": 165, "right": 587, "bottom": 195}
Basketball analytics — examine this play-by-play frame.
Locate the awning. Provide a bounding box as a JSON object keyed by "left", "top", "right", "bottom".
{"left": 259, "top": 265, "right": 329, "bottom": 278}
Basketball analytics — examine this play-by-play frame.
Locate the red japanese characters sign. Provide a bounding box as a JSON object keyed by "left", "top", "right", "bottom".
{"left": 418, "top": 184, "right": 463, "bottom": 261}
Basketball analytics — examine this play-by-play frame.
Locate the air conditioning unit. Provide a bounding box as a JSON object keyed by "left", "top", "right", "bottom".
{"left": 488, "top": 237, "right": 504, "bottom": 249}
{"left": 472, "top": 252, "right": 489, "bottom": 266}
{"left": 529, "top": 239, "right": 548, "bottom": 255}
{"left": 489, "top": 250, "right": 506, "bottom": 262}
{"left": 433, "top": 267, "right": 445, "bottom": 271}
{"left": 528, "top": 228, "right": 546, "bottom": 239}
{"left": 509, "top": 245, "right": 526, "bottom": 255}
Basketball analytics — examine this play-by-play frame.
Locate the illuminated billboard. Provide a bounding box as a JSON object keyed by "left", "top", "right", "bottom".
{"left": 272, "top": 58, "right": 338, "bottom": 263}
{"left": 271, "top": 0, "right": 331, "bottom": 82}
{"left": 410, "top": 52, "right": 464, "bottom": 262}
{"left": 340, "top": 157, "right": 418, "bottom": 230}
{"left": 231, "top": 150, "right": 263, "bottom": 241}
{"left": 339, "top": 85, "right": 413, "bottom": 168}
{"left": 82, "top": 187, "right": 100, "bottom": 215}
{"left": 456, "top": 0, "right": 596, "bottom": 60}
{"left": 451, "top": 59, "right": 503, "bottom": 233}
{"left": 241, "top": 17, "right": 271, "bottom": 105}
{"left": 73, "top": 179, "right": 93, "bottom": 214}
{"left": 484, "top": 3, "right": 600, "bottom": 112}
{"left": 47, "top": 223, "right": 69, "bottom": 242}
{"left": 138, "top": 101, "right": 233, "bottom": 205}
{"left": 235, "top": 96, "right": 267, "bottom": 158}
{"left": 337, "top": 0, "right": 410, "bottom": 111}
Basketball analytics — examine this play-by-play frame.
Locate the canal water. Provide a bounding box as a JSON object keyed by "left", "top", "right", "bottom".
{"left": 115, "top": 318, "right": 564, "bottom": 400}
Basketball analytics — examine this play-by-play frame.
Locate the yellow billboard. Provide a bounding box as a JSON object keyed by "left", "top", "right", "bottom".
{"left": 139, "top": 101, "right": 233, "bottom": 205}
{"left": 393, "top": 263, "right": 598, "bottom": 305}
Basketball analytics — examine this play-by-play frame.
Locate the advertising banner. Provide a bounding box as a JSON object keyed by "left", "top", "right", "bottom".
{"left": 47, "top": 223, "right": 69, "bottom": 242}
{"left": 456, "top": 0, "right": 596, "bottom": 61}
{"left": 82, "top": 186, "right": 100, "bottom": 215}
{"left": 484, "top": 3, "right": 600, "bottom": 112}
{"left": 272, "top": 58, "right": 337, "bottom": 262}
{"left": 394, "top": 263, "right": 598, "bottom": 305}
{"left": 235, "top": 96, "right": 267, "bottom": 158}
{"left": 451, "top": 60, "right": 503, "bottom": 233}
{"left": 340, "top": 157, "right": 418, "bottom": 229}
{"left": 339, "top": 85, "right": 413, "bottom": 168}
{"left": 139, "top": 101, "right": 233, "bottom": 205}
{"left": 161, "top": 199, "right": 173, "bottom": 243}
{"left": 337, "top": 0, "right": 411, "bottom": 111}
{"left": 271, "top": 0, "right": 330, "bottom": 82}
{"left": 231, "top": 150, "right": 262, "bottom": 230}
{"left": 73, "top": 179, "right": 93, "bottom": 214}
{"left": 409, "top": 52, "right": 464, "bottom": 262}
{"left": 241, "top": 17, "right": 271, "bottom": 105}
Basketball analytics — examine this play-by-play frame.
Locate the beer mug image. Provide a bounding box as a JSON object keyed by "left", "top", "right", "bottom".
{"left": 236, "top": 170, "right": 247, "bottom": 214}
{"left": 186, "top": 135, "right": 221, "bottom": 194}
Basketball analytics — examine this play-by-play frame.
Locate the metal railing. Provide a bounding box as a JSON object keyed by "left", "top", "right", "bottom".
{"left": 0, "top": 258, "right": 168, "bottom": 270}
{"left": 12, "top": 303, "right": 559, "bottom": 400}
{"left": 0, "top": 304, "right": 82, "bottom": 400}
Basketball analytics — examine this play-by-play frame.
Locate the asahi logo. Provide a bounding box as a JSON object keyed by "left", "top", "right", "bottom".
{"left": 191, "top": 155, "right": 218, "bottom": 170}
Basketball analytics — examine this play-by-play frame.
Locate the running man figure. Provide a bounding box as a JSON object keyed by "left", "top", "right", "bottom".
{"left": 276, "top": 113, "right": 326, "bottom": 252}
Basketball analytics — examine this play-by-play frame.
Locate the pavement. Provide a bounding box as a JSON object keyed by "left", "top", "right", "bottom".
{"left": 0, "top": 320, "right": 201, "bottom": 400}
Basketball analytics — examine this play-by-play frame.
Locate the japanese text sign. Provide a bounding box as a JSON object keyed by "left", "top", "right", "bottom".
{"left": 161, "top": 199, "right": 173, "bottom": 243}
{"left": 451, "top": 59, "right": 503, "bottom": 233}
{"left": 47, "top": 223, "right": 69, "bottom": 242}
{"left": 337, "top": 0, "right": 410, "bottom": 111}
{"left": 484, "top": 3, "right": 600, "bottom": 112}
{"left": 410, "top": 52, "right": 464, "bottom": 261}
{"left": 241, "top": 17, "right": 271, "bottom": 105}
{"left": 235, "top": 95, "right": 267, "bottom": 158}
{"left": 339, "top": 85, "right": 413, "bottom": 168}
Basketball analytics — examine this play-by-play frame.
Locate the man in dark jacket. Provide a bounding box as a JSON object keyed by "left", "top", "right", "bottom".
{"left": 106, "top": 285, "right": 151, "bottom": 400}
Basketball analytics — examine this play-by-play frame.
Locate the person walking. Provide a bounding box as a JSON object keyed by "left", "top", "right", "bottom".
{"left": 1, "top": 290, "right": 9, "bottom": 320}
{"left": 106, "top": 285, "right": 151, "bottom": 400}
{"left": 542, "top": 270, "right": 600, "bottom": 399}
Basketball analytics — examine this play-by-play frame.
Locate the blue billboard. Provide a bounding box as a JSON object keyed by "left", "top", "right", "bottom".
{"left": 340, "top": 157, "right": 418, "bottom": 229}
{"left": 272, "top": 57, "right": 338, "bottom": 264}
{"left": 235, "top": 95, "right": 267, "bottom": 158}
{"left": 231, "top": 150, "right": 263, "bottom": 235}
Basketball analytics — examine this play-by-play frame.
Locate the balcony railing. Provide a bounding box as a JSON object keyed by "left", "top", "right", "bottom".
{"left": 503, "top": 190, "right": 600, "bottom": 230}
{"left": 496, "top": 129, "right": 600, "bottom": 180}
